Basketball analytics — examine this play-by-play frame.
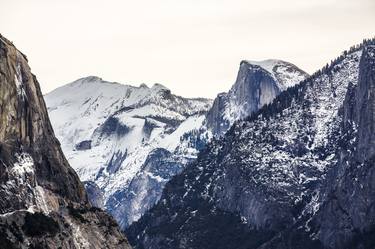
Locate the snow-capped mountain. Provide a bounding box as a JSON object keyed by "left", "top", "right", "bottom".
{"left": 0, "top": 34, "right": 130, "bottom": 248}
{"left": 126, "top": 39, "right": 375, "bottom": 249}
{"left": 45, "top": 58, "right": 308, "bottom": 230}
{"left": 45, "top": 77, "right": 212, "bottom": 228}
{"left": 46, "top": 58, "right": 307, "bottom": 230}
{"left": 205, "top": 59, "right": 308, "bottom": 135}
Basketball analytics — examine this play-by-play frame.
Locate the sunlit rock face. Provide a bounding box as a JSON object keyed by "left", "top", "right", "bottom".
{"left": 0, "top": 34, "right": 131, "bottom": 249}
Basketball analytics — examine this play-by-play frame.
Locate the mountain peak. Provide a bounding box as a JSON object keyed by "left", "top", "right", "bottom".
{"left": 77, "top": 75, "right": 103, "bottom": 82}
{"left": 151, "top": 83, "right": 169, "bottom": 92}
{"left": 241, "top": 59, "right": 309, "bottom": 90}
{"left": 205, "top": 59, "right": 308, "bottom": 135}
{"left": 242, "top": 59, "right": 286, "bottom": 71}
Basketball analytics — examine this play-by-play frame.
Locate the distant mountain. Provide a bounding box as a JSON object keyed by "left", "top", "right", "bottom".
{"left": 205, "top": 59, "right": 308, "bottom": 136}
{"left": 45, "top": 78, "right": 212, "bottom": 228}
{"left": 46, "top": 58, "right": 307, "bottom": 230}
{"left": 126, "top": 39, "right": 375, "bottom": 249}
{"left": 45, "top": 57, "right": 307, "bottom": 231}
{"left": 0, "top": 35, "right": 131, "bottom": 248}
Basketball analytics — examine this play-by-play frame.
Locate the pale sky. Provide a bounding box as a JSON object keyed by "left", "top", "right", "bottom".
{"left": 1, "top": 0, "right": 374, "bottom": 98}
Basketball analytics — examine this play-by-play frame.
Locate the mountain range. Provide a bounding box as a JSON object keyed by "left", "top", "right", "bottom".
{"left": 45, "top": 58, "right": 307, "bottom": 230}
{"left": 2, "top": 30, "right": 375, "bottom": 249}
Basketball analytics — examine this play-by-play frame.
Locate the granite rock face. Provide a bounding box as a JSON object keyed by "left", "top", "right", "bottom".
{"left": 205, "top": 60, "right": 308, "bottom": 136}
{"left": 356, "top": 45, "right": 375, "bottom": 161}
{"left": 127, "top": 40, "right": 375, "bottom": 249}
{"left": 0, "top": 34, "right": 131, "bottom": 249}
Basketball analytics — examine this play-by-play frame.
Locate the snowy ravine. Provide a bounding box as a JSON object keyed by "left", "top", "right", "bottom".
{"left": 45, "top": 59, "right": 307, "bottom": 229}
{"left": 126, "top": 40, "right": 375, "bottom": 249}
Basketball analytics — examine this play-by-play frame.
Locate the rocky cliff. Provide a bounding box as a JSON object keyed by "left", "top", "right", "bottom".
{"left": 205, "top": 60, "right": 308, "bottom": 136}
{"left": 0, "top": 34, "right": 131, "bottom": 248}
{"left": 310, "top": 44, "right": 375, "bottom": 249}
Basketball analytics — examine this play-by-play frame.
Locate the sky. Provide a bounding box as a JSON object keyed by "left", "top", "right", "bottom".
{"left": 0, "top": 0, "right": 374, "bottom": 98}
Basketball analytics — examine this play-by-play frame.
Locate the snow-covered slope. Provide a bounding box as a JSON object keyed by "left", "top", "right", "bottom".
{"left": 205, "top": 59, "right": 308, "bottom": 136}
{"left": 126, "top": 40, "right": 372, "bottom": 249}
{"left": 45, "top": 77, "right": 212, "bottom": 228}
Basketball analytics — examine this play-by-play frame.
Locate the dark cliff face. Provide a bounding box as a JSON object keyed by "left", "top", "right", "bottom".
{"left": 0, "top": 35, "right": 131, "bottom": 248}
{"left": 310, "top": 45, "right": 375, "bottom": 249}
{"left": 127, "top": 40, "right": 375, "bottom": 249}
{"left": 356, "top": 46, "right": 375, "bottom": 161}
{"left": 205, "top": 93, "right": 229, "bottom": 136}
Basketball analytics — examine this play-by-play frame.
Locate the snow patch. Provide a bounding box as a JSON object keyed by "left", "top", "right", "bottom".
{"left": 11, "top": 153, "right": 34, "bottom": 181}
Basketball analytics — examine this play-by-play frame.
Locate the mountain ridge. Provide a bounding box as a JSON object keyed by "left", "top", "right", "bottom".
{"left": 126, "top": 38, "right": 375, "bottom": 249}
{"left": 45, "top": 56, "right": 308, "bottom": 230}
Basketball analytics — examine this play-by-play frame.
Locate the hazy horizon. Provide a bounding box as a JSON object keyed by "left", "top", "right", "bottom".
{"left": 1, "top": 0, "right": 374, "bottom": 98}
